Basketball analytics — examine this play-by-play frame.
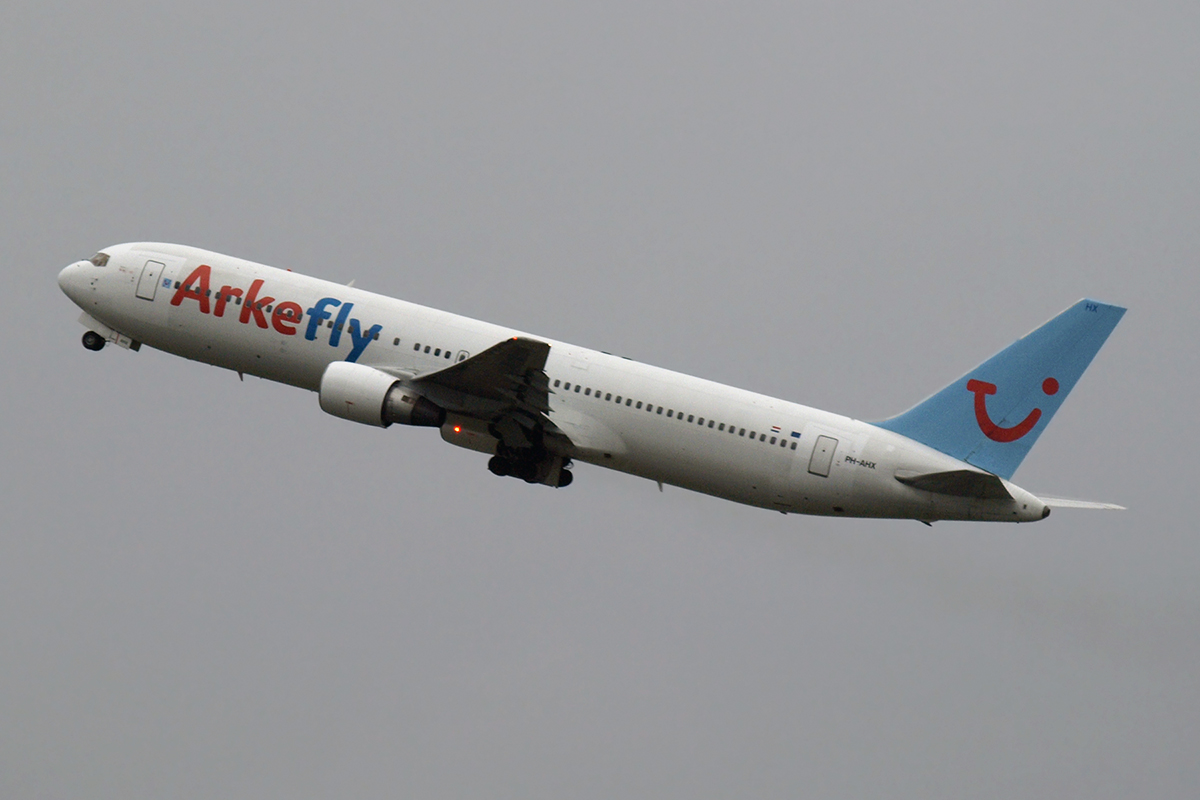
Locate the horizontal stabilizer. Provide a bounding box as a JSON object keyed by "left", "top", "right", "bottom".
{"left": 895, "top": 469, "right": 1012, "bottom": 499}
{"left": 1038, "top": 496, "right": 1126, "bottom": 511}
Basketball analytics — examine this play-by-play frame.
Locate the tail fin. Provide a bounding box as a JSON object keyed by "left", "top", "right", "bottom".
{"left": 876, "top": 299, "right": 1126, "bottom": 479}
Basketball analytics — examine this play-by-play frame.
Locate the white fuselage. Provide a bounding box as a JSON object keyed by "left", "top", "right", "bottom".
{"left": 58, "top": 242, "right": 1048, "bottom": 522}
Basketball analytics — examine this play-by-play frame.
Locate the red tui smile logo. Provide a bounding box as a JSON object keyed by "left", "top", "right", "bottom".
{"left": 967, "top": 377, "right": 1059, "bottom": 442}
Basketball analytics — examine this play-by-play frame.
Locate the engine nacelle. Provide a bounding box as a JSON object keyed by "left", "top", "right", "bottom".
{"left": 319, "top": 361, "right": 444, "bottom": 428}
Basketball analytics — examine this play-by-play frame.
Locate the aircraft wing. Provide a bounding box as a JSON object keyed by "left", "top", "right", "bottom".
{"left": 409, "top": 337, "right": 572, "bottom": 455}
{"left": 414, "top": 336, "right": 550, "bottom": 403}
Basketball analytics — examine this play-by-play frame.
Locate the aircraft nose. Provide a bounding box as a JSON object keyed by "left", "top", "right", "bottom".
{"left": 58, "top": 260, "right": 89, "bottom": 303}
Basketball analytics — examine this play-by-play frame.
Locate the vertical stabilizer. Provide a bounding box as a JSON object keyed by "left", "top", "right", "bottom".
{"left": 876, "top": 299, "right": 1125, "bottom": 479}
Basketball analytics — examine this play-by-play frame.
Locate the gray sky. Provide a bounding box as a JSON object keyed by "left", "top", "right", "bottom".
{"left": 3, "top": 2, "right": 1198, "bottom": 797}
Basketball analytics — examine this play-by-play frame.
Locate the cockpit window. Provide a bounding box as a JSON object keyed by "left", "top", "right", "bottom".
{"left": 89, "top": 252, "right": 110, "bottom": 267}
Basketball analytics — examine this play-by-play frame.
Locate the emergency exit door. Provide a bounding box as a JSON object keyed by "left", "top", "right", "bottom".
{"left": 808, "top": 435, "right": 838, "bottom": 477}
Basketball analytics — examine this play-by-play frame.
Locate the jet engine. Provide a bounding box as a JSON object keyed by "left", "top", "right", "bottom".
{"left": 318, "top": 361, "right": 444, "bottom": 428}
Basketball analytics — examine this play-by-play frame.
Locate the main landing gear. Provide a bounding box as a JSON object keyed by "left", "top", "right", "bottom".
{"left": 81, "top": 331, "right": 106, "bottom": 351}
{"left": 488, "top": 453, "right": 574, "bottom": 487}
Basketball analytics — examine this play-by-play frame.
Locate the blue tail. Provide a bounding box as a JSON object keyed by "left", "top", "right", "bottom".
{"left": 876, "top": 299, "right": 1126, "bottom": 479}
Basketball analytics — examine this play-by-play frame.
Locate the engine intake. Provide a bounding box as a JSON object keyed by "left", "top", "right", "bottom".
{"left": 319, "top": 361, "right": 444, "bottom": 428}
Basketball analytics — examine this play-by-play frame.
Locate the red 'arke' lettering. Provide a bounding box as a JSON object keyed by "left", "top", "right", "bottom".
{"left": 272, "top": 301, "right": 303, "bottom": 335}
{"left": 214, "top": 284, "right": 242, "bottom": 317}
{"left": 239, "top": 279, "right": 275, "bottom": 329}
{"left": 170, "top": 265, "right": 212, "bottom": 314}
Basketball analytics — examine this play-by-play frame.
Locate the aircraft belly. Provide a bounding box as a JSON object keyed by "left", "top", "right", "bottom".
{"left": 590, "top": 419, "right": 788, "bottom": 510}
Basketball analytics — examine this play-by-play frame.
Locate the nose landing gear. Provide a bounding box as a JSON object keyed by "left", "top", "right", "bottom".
{"left": 81, "top": 331, "right": 106, "bottom": 351}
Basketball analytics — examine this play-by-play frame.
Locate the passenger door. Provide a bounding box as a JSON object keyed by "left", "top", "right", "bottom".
{"left": 808, "top": 435, "right": 838, "bottom": 477}
{"left": 135, "top": 259, "right": 165, "bottom": 301}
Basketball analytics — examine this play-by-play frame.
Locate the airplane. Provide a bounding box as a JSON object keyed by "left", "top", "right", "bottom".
{"left": 57, "top": 243, "right": 1126, "bottom": 523}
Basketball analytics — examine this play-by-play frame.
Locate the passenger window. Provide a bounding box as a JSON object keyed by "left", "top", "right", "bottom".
{"left": 739, "top": 428, "right": 745, "bottom": 436}
{"left": 445, "top": 351, "right": 450, "bottom": 358}
{"left": 636, "top": 401, "right": 643, "bottom": 409}
{"left": 749, "top": 431, "right": 756, "bottom": 439}
{"left": 708, "top": 420, "right": 715, "bottom": 428}
{"left": 657, "top": 407, "right": 663, "bottom": 414}
{"left": 615, "top": 396, "right": 622, "bottom": 403}
{"left": 585, "top": 388, "right": 591, "bottom": 396}
{"left": 666, "top": 410, "right": 673, "bottom": 418}
{"left": 718, "top": 423, "right": 725, "bottom": 431}
{"left": 575, "top": 385, "right": 581, "bottom": 393}
{"left": 393, "top": 338, "right": 400, "bottom": 346}
{"left": 434, "top": 348, "right": 441, "bottom": 356}
{"left": 770, "top": 436, "right": 777, "bottom": 444}
{"left": 625, "top": 398, "right": 632, "bottom": 406}
{"left": 760, "top": 434, "right": 767, "bottom": 441}
{"left": 688, "top": 415, "right": 694, "bottom": 423}
{"left": 564, "top": 382, "right": 571, "bottom": 390}
{"left": 790, "top": 442, "right": 797, "bottom": 450}
{"left": 605, "top": 393, "right": 612, "bottom": 401}
{"left": 554, "top": 379, "right": 561, "bottom": 387}
{"left": 414, "top": 343, "right": 420, "bottom": 351}
{"left": 424, "top": 346, "right": 431, "bottom": 353}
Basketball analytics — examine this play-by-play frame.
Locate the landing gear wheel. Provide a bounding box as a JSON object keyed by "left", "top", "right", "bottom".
{"left": 82, "top": 331, "right": 106, "bottom": 351}
{"left": 487, "top": 456, "right": 511, "bottom": 477}
{"left": 556, "top": 470, "right": 573, "bottom": 488}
